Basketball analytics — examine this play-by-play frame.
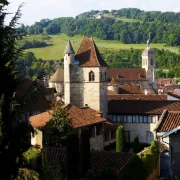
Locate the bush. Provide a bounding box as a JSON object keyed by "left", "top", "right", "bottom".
{"left": 133, "top": 135, "right": 140, "bottom": 153}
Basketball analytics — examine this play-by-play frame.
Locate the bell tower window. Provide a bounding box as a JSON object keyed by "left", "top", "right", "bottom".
{"left": 89, "top": 71, "right": 95, "bottom": 81}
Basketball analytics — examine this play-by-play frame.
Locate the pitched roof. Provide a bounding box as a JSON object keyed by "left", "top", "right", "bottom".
{"left": 167, "top": 92, "right": 180, "bottom": 100}
{"left": 108, "top": 90, "right": 118, "bottom": 95}
{"left": 108, "top": 100, "right": 180, "bottom": 115}
{"left": 75, "top": 38, "right": 108, "bottom": 67}
{"left": 107, "top": 68, "right": 147, "bottom": 81}
{"left": 118, "top": 85, "right": 143, "bottom": 94}
{"left": 44, "top": 148, "right": 132, "bottom": 175}
{"left": 157, "top": 110, "right": 180, "bottom": 132}
{"left": 29, "top": 105, "right": 105, "bottom": 128}
{"left": 108, "top": 94, "right": 167, "bottom": 101}
{"left": 64, "top": 40, "right": 75, "bottom": 54}
{"left": 48, "top": 68, "right": 64, "bottom": 83}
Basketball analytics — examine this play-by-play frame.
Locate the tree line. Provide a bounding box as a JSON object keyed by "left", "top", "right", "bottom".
{"left": 18, "top": 8, "right": 180, "bottom": 46}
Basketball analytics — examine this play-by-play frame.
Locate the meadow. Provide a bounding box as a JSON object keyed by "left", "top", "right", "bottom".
{"left": 24, "top": 33, "right": 180, "bottom": 60}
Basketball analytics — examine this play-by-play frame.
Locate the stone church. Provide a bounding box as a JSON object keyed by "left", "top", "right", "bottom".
{"left": 49, "top": 37, "right": 157, "bottom": 118}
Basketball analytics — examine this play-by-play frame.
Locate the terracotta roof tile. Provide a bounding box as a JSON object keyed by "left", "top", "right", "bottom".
{"left": 29, "top": 105, "right": 105, "bottom": 128}
{"left": 118, "top": 85, "right": 143, "bottom": 94}
{"left": 44, "top": 148, "right": 132, "bottom": 175}
{"left": 75, "top": 38, "right": 108, "bottom": 67}
{"left": 108, "top": 100, "right": 180, "bottom": 115}
{"left": 108, "top": 94, "right": 167, "bottom": 101}
{"left": 107, "top": 68, "right": 146, "bottom": 81}
{"left": 157, "top": 110, "right": 180, "bottom": 132}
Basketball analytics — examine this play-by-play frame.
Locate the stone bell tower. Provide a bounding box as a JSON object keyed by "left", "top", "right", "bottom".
{"left": 64, "top": 40, "right": 75, "bottom": 105}
{"left": 142, "top": 34, "right": 157, "bottom": 91}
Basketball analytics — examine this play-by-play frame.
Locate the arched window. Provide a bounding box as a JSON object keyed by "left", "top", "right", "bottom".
{"left": 89, "top": 71, "right": 95, "bottom": 81}
{"left": 150, "top": 58, "right": 153, "bottom": 66}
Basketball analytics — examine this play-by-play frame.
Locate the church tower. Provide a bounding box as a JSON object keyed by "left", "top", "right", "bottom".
{"left": 63, "top": 38, "right": 108, "bottom": 118}
{"left": 142, "top": 34, "right": 157, "bottom": 90}
{"left": 64, "top": 40, "right": 75, "bottom": 105}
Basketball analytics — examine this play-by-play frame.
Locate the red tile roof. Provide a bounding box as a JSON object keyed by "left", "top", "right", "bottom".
{"left": 108, "top": 94, "right": 167, "bottom": 101}
{"left": 108, "top": 100, "right": 180, "bottom": 115}
{"left": 75, "top": 38, "right": 108, "bottom": 67}
{"left": 157, "top": 110, "right": 180, "bottom": 132}
{"left": 29, "top": 105, "right": 105, "bottom": 128}
{"left": 107, "top": 68, "right": 147, "bottom": 81}
{"left": 118, "top": 85, "right": 143, "bottom": 94}
{"left": 44, "top": 148, "right": 132, "bottom": 175}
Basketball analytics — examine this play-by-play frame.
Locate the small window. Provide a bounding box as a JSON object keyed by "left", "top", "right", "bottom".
{"left": 117, "top": 116, "right": 121, "bottom": 123}
{"left": 127, "top": 116, "right": 132, "bottom": 123}
{"left": 144, "top": 116, "right": 148, "bottom": 123}
{"left": 100, "top": 71, "right": 103, "bottom": 82}
{"left": 112, "top": 115, "right": 116, "bottom": 122}
{"left": 132, "top": 116, "right": 136, "bottom": 123}
{"left": 139, "top": 116, "right": 143, "bottom": 123}
{"left": 148, "top": 116, "right": 152, "bottom": 123}
{"left": 104, "top": 71, "right": 107, "bottom": 82}
{"left": 96, "top": 124, "right": 102, "bottom": 136}
{"left": 123, "top": 116, "right": 127, "bottom": 123}
{"left": 89, "top": 71, "right": 95, "bottom": 81}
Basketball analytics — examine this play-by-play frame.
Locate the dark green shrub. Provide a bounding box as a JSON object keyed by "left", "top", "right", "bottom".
{"left": 133, "top": 135, "right": 140, "bottom": 153}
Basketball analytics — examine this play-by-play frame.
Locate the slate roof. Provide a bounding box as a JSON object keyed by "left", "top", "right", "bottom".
{"left": 108, "top": 94, "right": 167, "bottom": 101}
{"left": 157, "top": 110, "right": 180, "bottom": 132}
{"left": 107, "top": 68, "right": 147, "bottom": 81}
{"left": 48, "top": 68, "right": 64, "bottom": 83}
{"left": 29, "top": 105, "right": 105, "bottom": 128}
{"left": 108, "top": 100, "right": 180, "bottom": 115}
{"left": 75, "top": 38, "right": 108, "bottom": 67}
{"left": 44, "top": 148, "right": 132, "bottom": 175}
{"left": 64, "top": 40, "right": 75, "bottom": 54}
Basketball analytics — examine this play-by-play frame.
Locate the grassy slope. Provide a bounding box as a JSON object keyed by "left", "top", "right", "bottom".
{"left": 25, "top": 33, "right": 180, "bottom": 60}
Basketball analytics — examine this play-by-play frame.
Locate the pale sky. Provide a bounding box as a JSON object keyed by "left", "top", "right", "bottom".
{"left": 6, "top": 0, "right": 180, "bottom": 25}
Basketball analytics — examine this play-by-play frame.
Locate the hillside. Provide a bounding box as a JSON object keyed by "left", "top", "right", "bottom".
{"left": 24, "top": 33, "right": 180, "bottom": 60}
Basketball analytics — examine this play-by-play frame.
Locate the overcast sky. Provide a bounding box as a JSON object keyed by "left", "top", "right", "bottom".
{"left": 6, "top": 0, "right": 180, "bottom": 25}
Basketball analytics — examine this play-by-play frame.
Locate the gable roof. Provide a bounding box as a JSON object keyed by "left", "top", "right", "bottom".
{"left": 75, "top": 38, "right": 108, "bottom": 67}
{"left": 107, "top": 68, "right": 147, "bottom": 81}
{"left": 108, "top": 100, "right": 180, "bottom": 115}
{"left": 167, "top": 92, "right": 180, "bottom": 100}
{"left": 163, "top": 126, "right": 180, "bottom": 138}
{"left": 108, "top": 94, "right": 167, "bottom": 101}
{"left": 48, "top": 68, "right": 64, "bottom": 83}
{"left": 44, "top": 148, "right": 132, "bottom": 175}
{"left": 29, "top": 105, "right": 105, "bottom": 128}
{"left": 156, "top": 110, "right": 180, "bottom": 132}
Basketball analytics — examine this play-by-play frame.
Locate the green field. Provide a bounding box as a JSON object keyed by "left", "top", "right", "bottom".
{"left": 24, "top": 33, "right": 180, "bottom": 60}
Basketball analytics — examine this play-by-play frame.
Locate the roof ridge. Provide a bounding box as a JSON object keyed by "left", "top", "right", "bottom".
{"left": 75, "top": 36, "right": 85, "bottom": 55}
{"left": 91, "top": 38, "right": 101, "bottom": 66}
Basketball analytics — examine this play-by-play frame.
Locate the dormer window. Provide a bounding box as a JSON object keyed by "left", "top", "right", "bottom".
{"left": 89, "top": 71, "right": 95, "bottom": 81}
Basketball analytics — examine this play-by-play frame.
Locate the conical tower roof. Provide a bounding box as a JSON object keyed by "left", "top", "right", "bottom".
{"left": 48, "top": 68, "right": 64, "bottom": 83}
{"left": 64, "top": 40, "right": 75, "bottom": 54}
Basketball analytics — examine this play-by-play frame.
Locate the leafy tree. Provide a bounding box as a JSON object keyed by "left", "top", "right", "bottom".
{"left": 116, "top": 125, "right": 126, "bottom": 152}
{"left": 67, "top": 131, "right": 80, "bottom": 180}
{"left": 80, "top": 127, "right": 91, "bottom": 176}
{"left": 42, "top": 102, "right": 72, "bottom": 147}
{"left": 133, "top": 135, "right": 140, "bottom": 153}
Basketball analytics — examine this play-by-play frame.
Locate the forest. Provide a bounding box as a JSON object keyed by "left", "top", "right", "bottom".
{"left": 18, "top": 8, "right": 180, "bottom": 46}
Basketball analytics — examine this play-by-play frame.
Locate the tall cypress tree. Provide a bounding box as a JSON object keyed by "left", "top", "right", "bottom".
{"left": 80, "top": 127, "right": 90, "bottom": 176}
{"left": 116, "top": 125, "right": 126, "bottom": 152}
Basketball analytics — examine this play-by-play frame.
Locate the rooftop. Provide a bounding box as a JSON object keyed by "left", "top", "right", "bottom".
{"left": 29, "top": 104, "right": 105, "bottom": 128}
{"left": 157, "top": 110, "right": 180, "bottom": 132}
{"left": 48, "top": 68, "right": 64, "bottom": 83}
{"left": 107, "top": 68, "right": 147, "bottom": 82}
{"left": 108, "top": 100, "right": 180, "bottom": 115}
{"left": 75, "top": 38, "right": 108, "bottom": 67}
{"left": 44, "top": 148, "right": 132, "bottom": 175}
